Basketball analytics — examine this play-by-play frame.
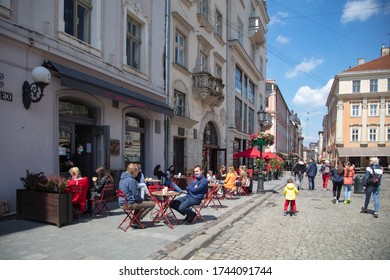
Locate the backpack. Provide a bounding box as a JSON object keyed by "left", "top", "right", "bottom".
{"left": 367, "top": 166, "right": 379, "bottom": 187}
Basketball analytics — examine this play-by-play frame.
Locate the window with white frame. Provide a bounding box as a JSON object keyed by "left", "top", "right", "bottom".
{"left": 387, "top": 128, "right": 390, "bottom": 141}
{"left": 175, "top": 31, "right": 185, "bottom": 66}
{"left": 352, "top": 80, "right": 360, "bottom": 93}
{"left": 126, "top": 15, "right": 142, "bottom": 69}
{"left": 351, "top": 128, "right": 359, "bottom": 142}
{"left": 215, "top": 9, "right": 222, "bottom": 37}
{"left": 199, "top": 52, "right": 208, "bottom": 72}
{"left": 248, "top": 81, "right": 254, "bottom": 103}
{"left": 238, "top": 18, "right": 243, "bottom": 44}
{"left": 198, "top": 0, "right": 208, "bottom": 19}
{"left": 369, "top": 103, "right": 378, "bottom": 116}
{"left": 388, "top": 78, "right": 390, "bottom": 91}
{"left": 368, "top": 128, "right": 377, "bottom": 141}
{"left": 64, "top": 0, "right": 92, "bottom": 44}
{"left": 215, "top": 64, "right": 222, "bottom": 79}
{"left": 174, "top": 90, "right": 185, "bottom": 117}
{"left": 387, "top": 103, "right": 390, "bottom": 116}
{"left": 351, "top": 104, "right": 360, "bottom": 116}
{"left": 235, "top": 66, "right": 242, "bottom": 94}
{"left": 370, "top": 79, "right": 378, "bottom": 93}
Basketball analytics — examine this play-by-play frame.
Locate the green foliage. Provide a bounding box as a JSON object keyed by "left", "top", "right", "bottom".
{"left": 20, "top": 170, "right": 68, "bottom": 193}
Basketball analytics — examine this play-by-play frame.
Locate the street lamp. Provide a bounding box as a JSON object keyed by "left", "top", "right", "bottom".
{"left": 256, "top": 105, "right": 271, "bottom": 193}
{"left": 22, "top": 66, "right": 51, "bottom": 109}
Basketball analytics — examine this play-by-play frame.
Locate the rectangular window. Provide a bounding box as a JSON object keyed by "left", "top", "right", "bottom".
{"left": 248, "top": 108, "right": 254, "bottom": 133}
{"left": 388, "top": 78, "right": 390, "bottom": 92}
{"left": 198, "top": 0, "right": 208, "bottom": 19}
{"left": 175, "top": 31, "right": 185, "bottom": 66}
{"left": 387, "top": 128, "right": 390, "bottom": 141}
{"left": 235, "top": 98, "right": 242, "bottom": 131}
{"left": 243, "top": 75, "right": 247, "bottom": 99}
{"left": 351, "top": 128, "right": 359, "bottom": 142}
{"left": 215, "top": 10, "right": 222, "bottom": 37}
{"left": 244, "top": 105, "right": 248, "bottom": 133}
{"left": 235, "top": 67, "right": 242, "bottom": 94}
{"left": 368, "top": 128, "right": 377, "bottom": 141}
{"left": 369, "top": 104, "right": 378, "bottom": 116}
{"left": 248, "top": 81, "right": 254, "bottom": 103}
{"left": 215, "top": 64, "right": 222, "bottom": 79}
{"left": 174, "top": 90, "right": 185, "bottom": 117}
{"left": 351, "top": 104, "right": 360, "bottom": 117}
{"left": 126, "top": 15, "right": 142, "bottom": 69}
{"left": 64, "top": 0, "right": 92, "bottom": 44}
{"left": 352, "top": 80, "right": 360, "bottom": 93}
{"left": 370, "top": 79, "right": 378, "bottom": 93}
{"left": 200, "top": 52, "right": 207, "bottom": 72}
{"left": 387, "top": 103, "right": 390, "bottom": 116}
{"left": 266, "top": 84, "right": 272, "bottom": 92}
{"left": 238, "top": 18, "right": 243, "bottom": 44}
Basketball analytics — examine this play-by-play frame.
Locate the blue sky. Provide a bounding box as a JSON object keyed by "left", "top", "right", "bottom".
{"left": 266, "top": 0, "right": 390, "bottom": 146}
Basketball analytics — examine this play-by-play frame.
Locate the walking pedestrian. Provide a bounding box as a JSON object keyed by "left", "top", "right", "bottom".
{"left": 331, "top": 160, "right": 344, "bottom": 204}
{"left": 343, "top": 162, "right": 355, "bottom": 204}
{"left": 361, "top": 157, "right": 383, "bottom": 218}
{"left": 320, "top": 160, "right": 331, "bottom": 191}
{"left": 306, "top": 158, "right": 318, "bottom": 190}
{"left": 293, "top": 160, "right": 306, "bottom": 190}
{"left": 283, "top": 177, "right": 299, "bottom": 216}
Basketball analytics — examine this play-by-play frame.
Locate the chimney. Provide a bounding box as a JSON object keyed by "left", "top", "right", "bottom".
{"left": 357, "top": 58, "right": 365, "bottom": 65}
{"left": 381, "top": 46, "right": 389, "bottom": 57}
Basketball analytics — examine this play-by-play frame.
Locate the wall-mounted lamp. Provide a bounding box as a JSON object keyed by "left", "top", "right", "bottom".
{"left": 22, "top": 66, "right": 51, "bottom": 109}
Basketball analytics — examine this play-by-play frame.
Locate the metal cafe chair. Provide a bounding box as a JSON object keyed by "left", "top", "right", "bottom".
{"left": 90, "top": 184, "right": 114, "bottom": 217}
{"left": 116, "top": 189, "right": 144, "bottom": 232}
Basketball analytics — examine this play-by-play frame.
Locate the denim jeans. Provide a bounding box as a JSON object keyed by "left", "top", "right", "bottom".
{"left": 364, "top": 185, "right": 380, "bottom": 213}
{"left": 164, "top": 179, "right": 182, "bottom": 193}
{"left": 344, "top": 184, "right": 352, "bottom": 200}
{"left": 308, "top": 176, "right": 315, "bottom": 190}
{"left": 170, "top": 195, "right": 201, "bottom": 217}
{"left": 137, "top": 183, "right": 148, "bottom": 199}
{"left": 295, "top": 173, "right": 303, "bottom": 189}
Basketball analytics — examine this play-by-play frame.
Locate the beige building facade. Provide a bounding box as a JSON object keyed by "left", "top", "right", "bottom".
{"left": 325, "top": 47, "right": 390, "bottom": 168}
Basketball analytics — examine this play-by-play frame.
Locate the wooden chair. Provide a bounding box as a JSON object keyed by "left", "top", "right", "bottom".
{"left": 116, "top": 189, "right": 144, "bottom": 232}
{"left": 90, "top": 184, "right": 114, "bottom": 217}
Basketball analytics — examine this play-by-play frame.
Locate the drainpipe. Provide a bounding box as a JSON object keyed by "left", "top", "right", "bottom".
{"left": 164, "top": 0, "right": 171, "bottom": 169}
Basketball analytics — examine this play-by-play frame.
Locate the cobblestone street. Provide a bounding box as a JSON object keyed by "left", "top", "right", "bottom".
{"left": 189, "top": 174, "right": 390, "bottom": 260}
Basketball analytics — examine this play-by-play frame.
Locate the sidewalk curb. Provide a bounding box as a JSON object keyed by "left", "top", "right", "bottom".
{"left": 161, "top": 181, "right": 286, "bottom": 260}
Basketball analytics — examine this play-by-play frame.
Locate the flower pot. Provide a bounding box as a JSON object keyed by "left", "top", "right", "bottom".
{"left": 16, "top": 189, "right": 73, "bottom": 227}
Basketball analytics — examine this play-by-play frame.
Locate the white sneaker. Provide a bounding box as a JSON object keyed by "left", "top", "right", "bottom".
{"left": 336, "top": 200, "right": 339, "bottom": 204}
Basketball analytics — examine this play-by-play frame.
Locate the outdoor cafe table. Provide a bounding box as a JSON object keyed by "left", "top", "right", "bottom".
{"left": 204, "top": 183, "right": 224, "bottom": 210}
{"left": 145, "top": 179, "right": 161, "bottom": 186}
{"left": 150, "top": 190, "right": 179, "bottom": 229}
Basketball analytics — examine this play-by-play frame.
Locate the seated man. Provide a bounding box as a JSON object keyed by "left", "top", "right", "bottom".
{"left": 118, "top": 163, "right": 155, "bottom": 221}
{"left": 170, "top": 165, "right": 208, "bottom": 223}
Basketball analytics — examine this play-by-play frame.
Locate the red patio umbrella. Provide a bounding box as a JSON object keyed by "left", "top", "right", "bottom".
{"left": 263, "top": 151, "right": 277, "bottom": 160}
{"left": 233, "top": 147, "right": 264, "bottom": 158}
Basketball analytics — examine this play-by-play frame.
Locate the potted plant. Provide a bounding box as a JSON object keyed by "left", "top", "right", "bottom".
{"left": 250, "top": 132, "right": 275, "bottom": 146}
{"left": 17, "top": 170, "right": 73, "bottom": 227}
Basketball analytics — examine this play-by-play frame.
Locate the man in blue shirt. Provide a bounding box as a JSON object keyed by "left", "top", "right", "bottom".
{"left": 170, "top": 165, "right": 208, "bottom": 223}
{"left": 306, "top": 158, "right": 318, "bottom": 190}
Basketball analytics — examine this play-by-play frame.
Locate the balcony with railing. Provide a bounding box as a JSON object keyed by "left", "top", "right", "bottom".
{"left": 193, "top": 72, "right": 225, "bottom": 108}
{"left": 248, "top": 16, "right": 266, "bottom": 45}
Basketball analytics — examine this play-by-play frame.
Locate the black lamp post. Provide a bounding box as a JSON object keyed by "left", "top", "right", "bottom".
{"left": 256, "top": 105, "right": 270, "bottom": 193}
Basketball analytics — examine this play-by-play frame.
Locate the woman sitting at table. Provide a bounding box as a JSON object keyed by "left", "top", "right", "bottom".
{"left": 216, "top": 165, "right": 227, "bottom": 181}
{"left": 119, "top": 163, "right": 155, "bottom": 221}
{"left": 223, "top": 165, "right": 237, "bottom": 195}
{"left": 170, "top": 165, "right": 208, "bottom": 223}
{"left": 153, "top": 164, "right": 165, "bottom": 180}
{"left": 66, "top": 167, "right": 89, "bottom": 213}
{"left": 91, "top": 166, "right": 113, "bottom": 199}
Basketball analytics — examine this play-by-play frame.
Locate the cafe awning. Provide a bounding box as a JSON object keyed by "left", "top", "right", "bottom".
{"left": 337, "top": 147, "right": 390, "bottom": 157}
{"left": 45, "top": 60, "right": 174, "bottom": 116}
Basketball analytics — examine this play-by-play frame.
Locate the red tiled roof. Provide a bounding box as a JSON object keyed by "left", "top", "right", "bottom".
{"left": 342, "top": 54, "right": 390, "bottom": 73}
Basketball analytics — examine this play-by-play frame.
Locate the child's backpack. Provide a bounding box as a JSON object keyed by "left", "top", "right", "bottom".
{"left": 324, "top": 166, "right": 330, "bottom": 174}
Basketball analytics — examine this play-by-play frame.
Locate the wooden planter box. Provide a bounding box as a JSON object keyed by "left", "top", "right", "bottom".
{"left": 16, "top": 189, "right": 73, "bottom": 227}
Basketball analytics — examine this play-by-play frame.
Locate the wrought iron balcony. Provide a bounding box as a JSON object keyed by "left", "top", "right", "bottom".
{"left": 248, "top": 16, "right": 266, "bottom": 45}
{"left": 193, "top": 72, "right": 225, "bottom": 108}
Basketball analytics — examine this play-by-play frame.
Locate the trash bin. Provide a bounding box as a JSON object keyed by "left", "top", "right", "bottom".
{"left": 354, "top": 175, "right": 364, "bottom": 193}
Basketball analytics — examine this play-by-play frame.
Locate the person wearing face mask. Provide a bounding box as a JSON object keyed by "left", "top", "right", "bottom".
{"left": 70, "top": 144, "right": 86, "bottom": 176}
{"left": 170, "top": 165, "right": 208, "bottom": 224}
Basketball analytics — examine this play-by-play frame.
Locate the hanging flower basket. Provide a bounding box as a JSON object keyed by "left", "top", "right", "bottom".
{"left": 250, "top": 132, "right": 275, "bottom": 146}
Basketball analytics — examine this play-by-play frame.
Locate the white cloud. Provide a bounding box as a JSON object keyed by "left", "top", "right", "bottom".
{"left": 285, "top": 57, "right": 324, "bottom": 78}
{"left": 293, "top": 78, "right": 333, "bottom": 108}
{"left": 276, "top": 35, "right": 290, "bottom": 44}
{"left": 341, "top": 0, "right": 380, "bottom": 23}
{"left": 269, "top": 11, "right": 289, "bottom": 26}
